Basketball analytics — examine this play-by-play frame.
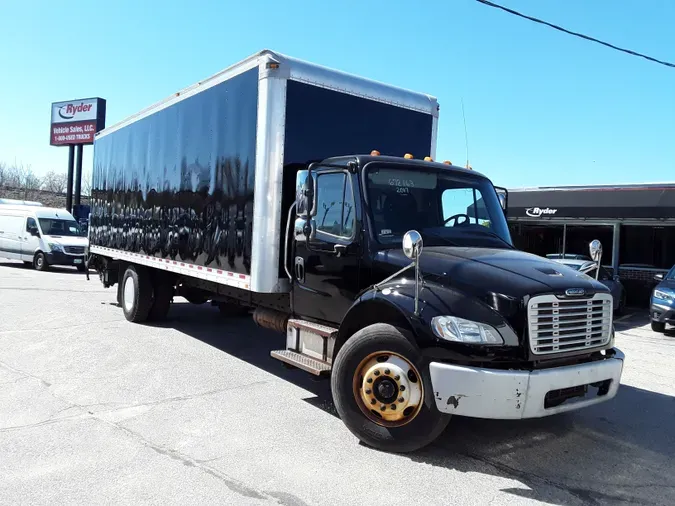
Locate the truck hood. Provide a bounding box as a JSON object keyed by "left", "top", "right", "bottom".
{"left": 374, "top": 246, "right": 609, "bottom": 300}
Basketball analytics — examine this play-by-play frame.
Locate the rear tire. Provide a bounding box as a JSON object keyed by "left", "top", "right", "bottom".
{"left": 331, "top": 323, "right": 450, "bottom": 453}
{"left": 120, "top": 265, "right": 153, "bottom": 323}
{"left": 651, "top": 321, "right": 666, "bottom": 333}
{"left": 34, "top": 252, "right": 48, "bottom": 271}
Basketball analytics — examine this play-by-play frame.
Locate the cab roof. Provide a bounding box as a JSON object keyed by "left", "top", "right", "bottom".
{"left": 318, "top": 154, "right": 489, "bottom": 180}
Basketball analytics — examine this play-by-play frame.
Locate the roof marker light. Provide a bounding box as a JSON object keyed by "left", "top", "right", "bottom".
{"left": 371, "top": 150, "right": 381, "bottom": 156}
{"left": 424, "top": 156, "right": 433, "bottom": 162}
{"left": 403, "top": 153, "right": 414, "bottom": 159}
{"left": 443, "top": 160, "right": 452, "bottom": 165}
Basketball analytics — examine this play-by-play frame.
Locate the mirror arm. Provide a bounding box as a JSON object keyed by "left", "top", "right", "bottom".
{"left": 373, "top": 262, "right": 415, "bottom": 291}
{"left": 284, "top": 202, "right": 297, "bottom": 282}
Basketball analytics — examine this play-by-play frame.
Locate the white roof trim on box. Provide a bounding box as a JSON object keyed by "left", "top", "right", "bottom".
{"left": 96, "top": 49, "right": 438, "bottom": 141}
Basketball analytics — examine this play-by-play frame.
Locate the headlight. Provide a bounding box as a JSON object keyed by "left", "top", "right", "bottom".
{"left": 48, "top": 243, "right": 63, "bottom": 252}
{"left": 431, "top": 316, "right": 504, "bottom": 344}
{"left": 654, "top": 289, "right": 674, "bottom": 303}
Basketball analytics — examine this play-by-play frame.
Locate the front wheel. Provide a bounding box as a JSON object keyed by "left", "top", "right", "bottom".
{"left": 331, "top": 323, "right": 450, "bottom": 453}
{"left": 651, "top": 321, "right": 666, "bottom": 333}
{"left": 34, "top": 252, "right": 48, "bottom": 271}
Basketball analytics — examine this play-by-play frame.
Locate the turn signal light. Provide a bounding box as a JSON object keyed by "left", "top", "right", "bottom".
{"left": 371, "top": 150, "right": 381, "bottom": 156}
{"left": 403, "top": 153, "right": 414, "bottom": 159}
{"left": 424, "top": 156, "right": 433, "bottom": 162}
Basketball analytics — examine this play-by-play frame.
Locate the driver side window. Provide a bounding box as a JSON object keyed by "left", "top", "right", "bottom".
{"left": 314, "top": 172, "right": 355, "bottom": 239}
{"left": 26, "top": 217, "right": 37, "bottom": 232}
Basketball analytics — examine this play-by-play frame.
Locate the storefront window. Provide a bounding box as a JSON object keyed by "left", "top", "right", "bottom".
{"left": 509, "top": 224, "right": 564, "bottom": 257}
{"left": 620, "top": 225, "right": 675, "bottom": 269}
{"left": 565, "top": 225, "right": 613, "bottom": 264}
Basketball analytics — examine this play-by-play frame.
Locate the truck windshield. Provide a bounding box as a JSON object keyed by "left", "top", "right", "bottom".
{"left": 365, "top": 166, "right": 513, "bottom": 248}
{"left": 38, "top": 219, "right": 83, "bottom": 237}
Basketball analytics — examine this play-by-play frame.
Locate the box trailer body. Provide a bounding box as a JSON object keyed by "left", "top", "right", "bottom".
{"left": 88, "top": 50, "right": 624, "bottom": 454}
{"left": 89, "top": 50, "right": 438, "bottom": 294}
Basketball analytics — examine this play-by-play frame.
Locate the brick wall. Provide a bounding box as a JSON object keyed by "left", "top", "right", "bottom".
{"left": 0, "top": 186, "right": 90, "bottom": 209}
{"left": 617, "top": 267, "right": 667, "bottom": 307}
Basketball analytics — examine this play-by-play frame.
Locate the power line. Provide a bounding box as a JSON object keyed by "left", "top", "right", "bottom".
{"left": 475, "top": 0, "right": 675, "bottom": 69}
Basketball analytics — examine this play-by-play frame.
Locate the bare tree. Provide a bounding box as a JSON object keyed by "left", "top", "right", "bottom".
{"left": 81, "top": 172, "right": 92, "bottom": 196}
{"left": 0, "top": 162, "right": 7, "bottom": 187}
{"left": 0, "top": 161, "right": 42, "bottom": 194}
{"left": 42, "top": 171, "right": 69, "bottom": 193}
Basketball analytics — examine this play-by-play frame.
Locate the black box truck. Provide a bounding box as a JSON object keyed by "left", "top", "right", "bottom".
{"left": 87, "top": 50, "right": 624, "bottom": 453}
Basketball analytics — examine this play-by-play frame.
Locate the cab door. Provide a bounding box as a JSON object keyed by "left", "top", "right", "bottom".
{"left": 293, "top": 169, "right": 361, "bottom": 325}
{"left": 22, "top": 216, "right": 41, "bottom": 261}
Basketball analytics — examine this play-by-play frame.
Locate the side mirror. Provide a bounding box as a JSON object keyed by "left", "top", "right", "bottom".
{"left": 494, "top": 186, "right": 508, "bottom": 214}
{"left": 295, "top": 170, "right": 314, "bottom": 218}
{"left": 654, "top": 273, "right": 664, "bottom": 282}
{"left": 29, "top": 228, "right": 40, "bottom": 237}
{"left": 589, "top": 239, "right": 603, "bottom": 263}
{"left": 589, "top": 240, "right": 603, "bottom": 280}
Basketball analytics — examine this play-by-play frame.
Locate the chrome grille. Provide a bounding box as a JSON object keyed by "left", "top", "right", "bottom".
{"left": 528, "top": 293, "right": 613, "bottom": 355}
{"left": 64, "top": 246, "right": 85, "bottom": 255}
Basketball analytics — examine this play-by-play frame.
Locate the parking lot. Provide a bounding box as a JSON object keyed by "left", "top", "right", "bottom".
{"left": 1, "top": 261, "right": 674, "bottom": 505}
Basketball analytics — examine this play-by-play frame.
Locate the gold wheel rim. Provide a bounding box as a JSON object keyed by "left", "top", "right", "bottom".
{"left": 352, "top": 350, "right": 424, "bottom": 428}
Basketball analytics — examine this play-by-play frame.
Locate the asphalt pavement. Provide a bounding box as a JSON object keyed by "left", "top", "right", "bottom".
{"left": 1, "top": 260, "right": 674, "bottom": 505}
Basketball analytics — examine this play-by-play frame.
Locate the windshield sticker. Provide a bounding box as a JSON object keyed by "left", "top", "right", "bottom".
{"left": 369, "top": 169, "right": 437, "bottom": 190}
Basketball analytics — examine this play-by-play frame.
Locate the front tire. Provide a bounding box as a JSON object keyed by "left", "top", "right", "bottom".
{"left": 120, "top": 265, "right": 153, "bottom": 323}
{"left": 651, "top": 321, "right": 666, "bottom": 333}
{"left": 331, "top": 323, "right": 450, "bottom": 453}
{"left": 34, "top": 252, "right": 48, "bottom": 271}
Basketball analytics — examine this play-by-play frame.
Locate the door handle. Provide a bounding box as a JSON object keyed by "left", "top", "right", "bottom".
{"left": 333, "top": 244, "right": 347, "bottom": 257}
{"left": 294, "top": 256, "right": 305, "bottom": 283}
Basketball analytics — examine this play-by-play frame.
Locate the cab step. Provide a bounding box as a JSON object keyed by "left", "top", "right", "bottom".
{"left": 270, "top": 350, "right": 332, "bottom": 376}
{"left": 269, "top": 319, "right": 337, "bottom": 376}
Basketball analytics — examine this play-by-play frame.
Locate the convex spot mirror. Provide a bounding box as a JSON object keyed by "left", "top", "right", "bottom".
{"left": 403, "top": 230, "right": 423, "bottom": 260}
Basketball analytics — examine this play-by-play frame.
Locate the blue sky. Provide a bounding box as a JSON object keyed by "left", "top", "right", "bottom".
{"left": 1, "top": 0, "right": 673, "bottom": 188}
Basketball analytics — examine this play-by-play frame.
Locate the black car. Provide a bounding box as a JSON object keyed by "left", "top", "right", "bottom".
{"left": 650, "top": 265, "right": 675, "bottom": 332}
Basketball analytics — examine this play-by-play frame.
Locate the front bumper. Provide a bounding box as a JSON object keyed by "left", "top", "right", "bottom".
{"left": 46, "top": 251, "right": 85, "bottom": 266}
{"left": 650, "top": 303, "right": 675, "bottom": 323}
{"left": 429, "top": 348, "right": 624, "bottom": 419}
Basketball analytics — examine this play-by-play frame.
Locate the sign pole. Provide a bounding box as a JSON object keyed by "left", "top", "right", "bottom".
{"left": 74, "top": 144, "right": 83, "bottom": 209}
{"left": 66, "top": 145, "right": 75, "bottom": 213}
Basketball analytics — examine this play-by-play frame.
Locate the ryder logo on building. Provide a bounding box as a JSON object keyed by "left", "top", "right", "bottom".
{"left": 525, "top": 207, "right": 558, "bottom": 218}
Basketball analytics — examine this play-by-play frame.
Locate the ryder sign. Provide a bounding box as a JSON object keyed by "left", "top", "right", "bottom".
{"left": 50, "top": 97, "right": 106, "bottom": 146}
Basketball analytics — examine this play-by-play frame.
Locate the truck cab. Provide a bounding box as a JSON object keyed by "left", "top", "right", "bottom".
{"left": 276, "top": 153, "right": 624, "bottom": 452}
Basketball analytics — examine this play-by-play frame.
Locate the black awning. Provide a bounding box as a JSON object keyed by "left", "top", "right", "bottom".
{"left": 507, "top": 186, "right": 675, "bottom": 220}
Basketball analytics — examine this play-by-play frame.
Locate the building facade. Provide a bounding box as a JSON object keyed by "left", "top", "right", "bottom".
{"left": 507, "top": 183, "right": 675, "bottom": 306}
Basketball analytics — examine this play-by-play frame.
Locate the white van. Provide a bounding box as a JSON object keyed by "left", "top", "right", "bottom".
{"left": 0, "top": 204, "right": 88, "bottom": 271}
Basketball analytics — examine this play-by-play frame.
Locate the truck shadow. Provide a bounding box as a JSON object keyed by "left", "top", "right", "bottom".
{"left": 162, "top": 301, "right": 675, "bottom": 505}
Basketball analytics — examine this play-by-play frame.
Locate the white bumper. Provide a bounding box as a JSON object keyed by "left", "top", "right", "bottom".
{"left": 429, "top": 349, "right": 625, "bottom": 419}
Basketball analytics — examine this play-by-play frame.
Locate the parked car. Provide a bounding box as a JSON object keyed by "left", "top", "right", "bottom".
{"left": 550, "top": 258, "right": 626, "bottom": 313}
{"left": 0, "top": 204, "right": 88, "bottom": 271}
{"left": 650, "top": 265, "right": 675, "bottom": 332}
